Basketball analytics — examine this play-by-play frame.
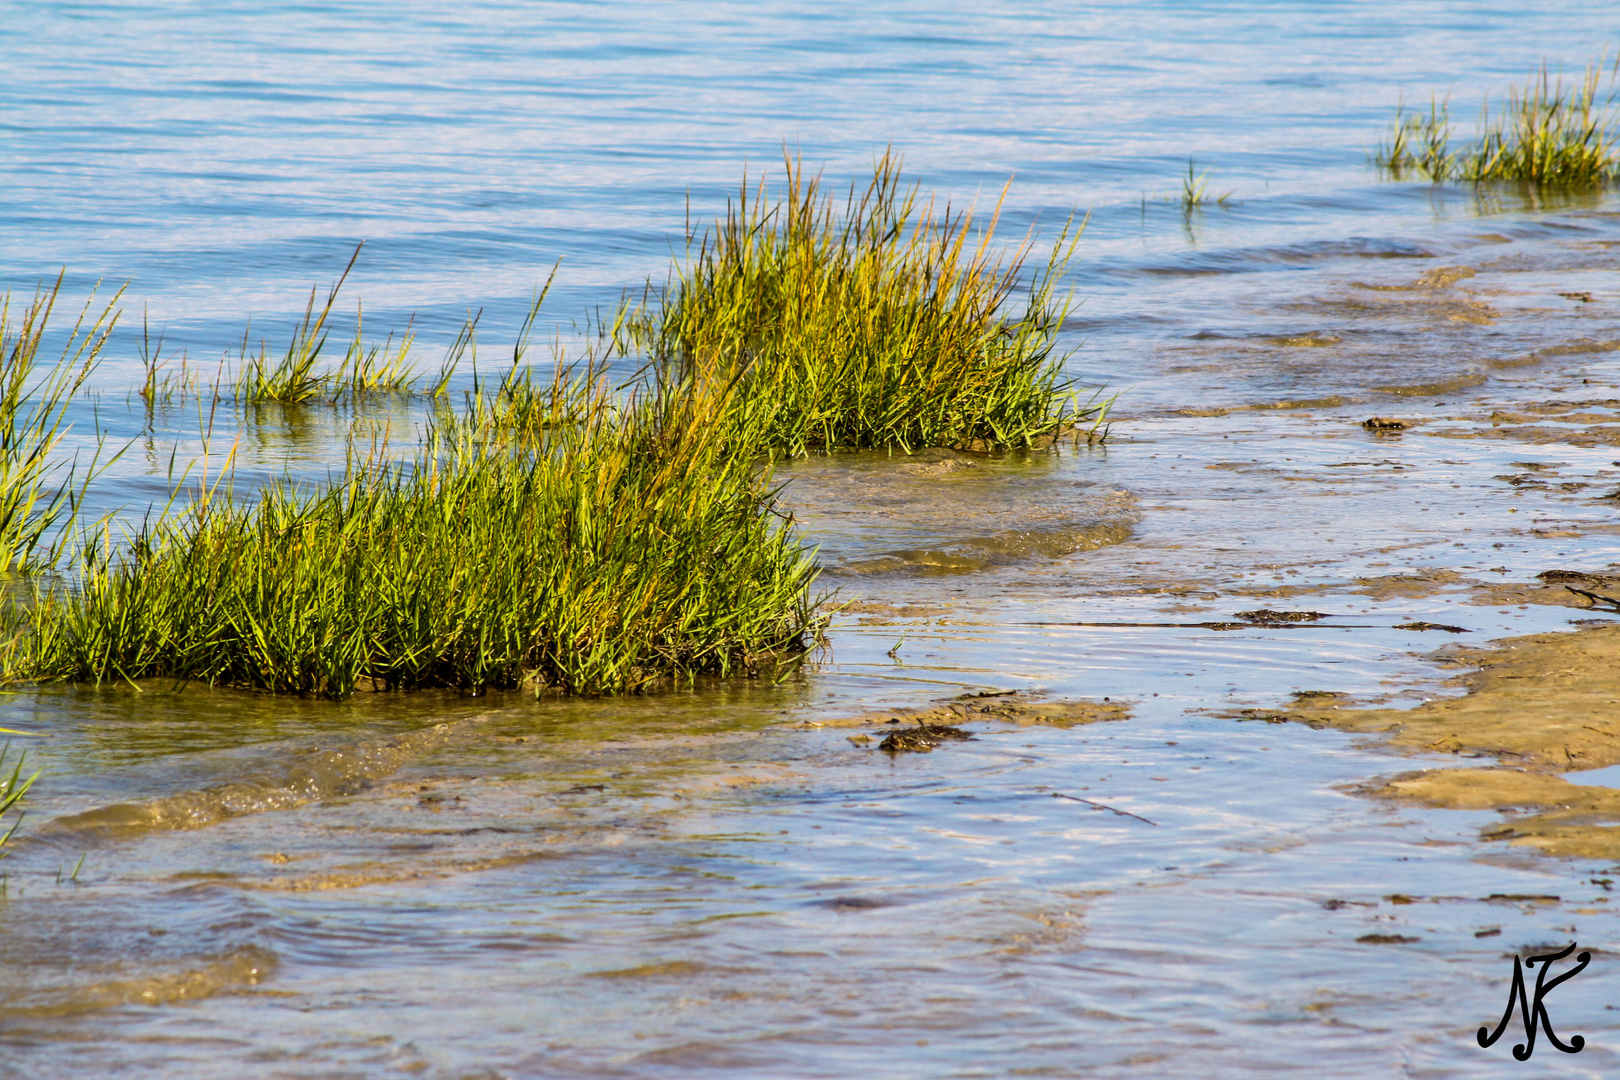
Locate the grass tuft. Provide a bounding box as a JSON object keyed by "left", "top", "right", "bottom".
{"left": 235, "top": 247, "right": 361, "bottom": 404}
{"left": 335, "top": 305, "right": 419, "bottom": 395}
{"left": 0, "top": 742, "right": 37, "bottom": 855}
{"left": 1179, "top": 157, "right": 1232, "bottom": 209}
{"left": 624, "top": 151, "right": 1105, "bottom": 455}
{"left": 1377, "top": 58, "right": 1620, "bottom": 185}
{"left": 0, "top": 159, "right": 1118, "bottom": 702}
{"left": 4, "top": 361, "right": 820, "bottom": 699}
{"left": 0, "top": 275, "right": 122, "bottom": 572}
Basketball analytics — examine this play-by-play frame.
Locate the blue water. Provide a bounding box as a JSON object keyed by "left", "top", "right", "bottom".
{"left": 3, "top": 0, "right": 1617, "bottom": 378}
{"left": 5, "top": 3, "right": 1620, "bottom": 1078}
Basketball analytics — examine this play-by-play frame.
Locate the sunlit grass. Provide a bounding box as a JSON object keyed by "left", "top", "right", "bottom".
{"left": 1376, "top": 58, "right": 1620, "bottom": 185}
{"left": 3, "top": 359, "right": 821, "bottom": 699}
{"left": 623, "top": 151, "right": 1106, "bottom": 455}
{"left": 0, "top": 742, "right": 36, "bottom": 856}
{"left": 0, "top": 275, "right": 122, "bottom": 572}
{"left": 1179, "top": 157, "right": 1232, "bottom": 209}
{"left": 140, "top": 246, "right": 464, "bottom": 407}
{"left": 0, "top": 158, "right": 1123, "bottom": 700}
{"left": 1376, "top": 96, "right": 1457, "bottom": 182}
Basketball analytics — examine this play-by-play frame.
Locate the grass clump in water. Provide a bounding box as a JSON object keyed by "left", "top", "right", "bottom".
{"left": 1376, "top": 57, "right": 1620, "bottom": 185}
{"left": 4, "top": 365, "right": 819, "bottom": 699}
{"left": 0, "top": 276, "right": 121, "bottom": 573}
{"left": 624, "top": 152, "right": 1103, "bottom": 455}
{"left": 1179, "top": 157, "right": 1232, "bottom": 210}
{"left": 143, "top": 245, "right": 462, "bottom": 406}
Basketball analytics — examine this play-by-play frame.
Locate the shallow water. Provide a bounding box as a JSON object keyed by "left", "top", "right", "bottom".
{"left": 6, "top": 2, "right": 1620, "bottom": 1077}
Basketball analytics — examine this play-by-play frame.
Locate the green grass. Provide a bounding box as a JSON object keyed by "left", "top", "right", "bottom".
{"left": 333, "top": 305, "right": 419, "bottom": 395}
{"left": 0, "top": 158, "right": 1117, "bottom": 701}
{"left": 3, "top": 363, "right": 820, "bottom": 699}
{"left": 1180, "top": 157, "right": 1232, "bottom": 209}
{"left": 1376, "top": 95, "right": 1458, "bottom": 183}
{"left": 141, "top": 245, "right": 464, "bottom": 407}
{"left": 623, "top": 151, "right": 1104, "bottom": 455}
{"left": 0, "top": 275, "right": 122, "bottom": 573}
{"left": 234, "top": 248, "right": 360, "bottom": 404}
{"left": 0, "top": 743, "right": 37, "bottom": 856}
{"left": 1377, "top": 58, "right": 1620, "bottom": 185}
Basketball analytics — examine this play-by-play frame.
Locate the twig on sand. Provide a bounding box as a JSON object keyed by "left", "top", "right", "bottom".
{"left": 1566, "top": 585, "right": 1620, "bottom": 610}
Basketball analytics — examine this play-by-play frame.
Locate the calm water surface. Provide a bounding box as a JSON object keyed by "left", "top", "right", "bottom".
{"left": 4, "top": 2, "right": 1620, "bottom": 1077}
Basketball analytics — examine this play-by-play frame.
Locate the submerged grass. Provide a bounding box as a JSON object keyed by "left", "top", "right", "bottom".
{"left": 0, "top": 743, "right": 37, "bottom": 855}
{"left": 624, "top": 151, "right": 1104, "bottom": 455}
{"left": 2, "top": 359, "right": 820, "bottom": 699}
{"left": 1377, "top": 57, "right": 1620, "bottom": 185}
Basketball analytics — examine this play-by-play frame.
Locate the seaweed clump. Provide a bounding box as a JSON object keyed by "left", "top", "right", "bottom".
{"left": 878, "top": 720, "right": 975, "bottom": 753}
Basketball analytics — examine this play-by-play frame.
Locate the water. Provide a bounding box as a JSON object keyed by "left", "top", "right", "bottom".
{"left": 5, "top": 1, "right": 1620, "bottom": 1076}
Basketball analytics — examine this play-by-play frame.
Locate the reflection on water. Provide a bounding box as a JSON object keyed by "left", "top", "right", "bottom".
{"left": 5, "top": 0, "right": 1620, "bottom": 1076}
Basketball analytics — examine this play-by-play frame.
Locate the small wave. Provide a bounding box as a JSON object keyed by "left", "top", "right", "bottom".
{"left": 832, "top": 519, "right": 1134, "bottom": 576}
{"left": 35, "top": 720, "right": 475, "bottom": 842}
{"left": 0, "top": 946, "right": 276, "bottom": 1018}
{"left": 1373, "top": 373, "right": 1487, "bottom": 397}
{"left": 1127, "top": 239, "right": 1435, "bottom": 279}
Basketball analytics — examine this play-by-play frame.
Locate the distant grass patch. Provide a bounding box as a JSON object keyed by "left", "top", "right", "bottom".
{"left": 624, "top": 152, "right": 1104, "bottom": 455}
{"left": 1376, "top": 57, "right": 1620, "bottom": 185}
{"left": 1179, "top": 157, "right": 1232, "bottom": 210}
{"left": 3, "top": 369, "right": 819, "bottom": 698}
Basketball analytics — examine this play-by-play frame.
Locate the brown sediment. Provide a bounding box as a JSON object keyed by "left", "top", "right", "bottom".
{"left": 1349, "top": 569, "right": 1468, "bottom": 600}
{"left": 1373, "top": 373, "right": 1488, "bottom": 397}
{"left": 34, "top": 719, "right": 474, "bottom": 841}
{"left": 0, "top": 946, "right": 276, "bottom": 1018}
{"left": 1467, "top": 569, "right": 1620, "bottom": 610}
{"left": 1360, "top": 769, "right": 1620, "bottom": 859}
{"left": 1278, "top": 624, "right": 1620, "bottom": 769}
{"left": 252, "top": 849, "right": 559, "bottom": 893}
{"left": 1269, "top": 333, "right": 1342, "bottom": 348}
{"left": 1266, "top": 624, "right": 1620, "bottom": 859}
{"left": 895, "top": 448, "right": 983, "bottom": 476}
{"left": 1234, "top": 609, "right": 1327, "bottom": 623}
{"left": 1433, "top": 396, "right": 1620, "bottom": 447}
{"left": 812, "top": 690, "right": 1131, "bottom": 732}
{"left": 832, "top": 517, "right": 1136, "bottom": 576}
{"left": 1248, "top": 396, "right": 1357, "bottom": 411}
{"left": 1355, "top": 265, "right": 1476, "bottom": 291}
{"left": 831, "top": 600, "right": 954, "bottom": 621}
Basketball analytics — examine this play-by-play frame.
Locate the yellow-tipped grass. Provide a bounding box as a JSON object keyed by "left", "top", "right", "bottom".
{"left": 626, "top": 152, "right": 1102, "bottom": 455}
{"left": 4, "top": 362, "right": 819, "bottom": 698}
{"left": 1377, "top": 58, "right": 1620, "bottom": 185}
{"left": 0, "top": 275, "right": 121, "bottom": 572}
